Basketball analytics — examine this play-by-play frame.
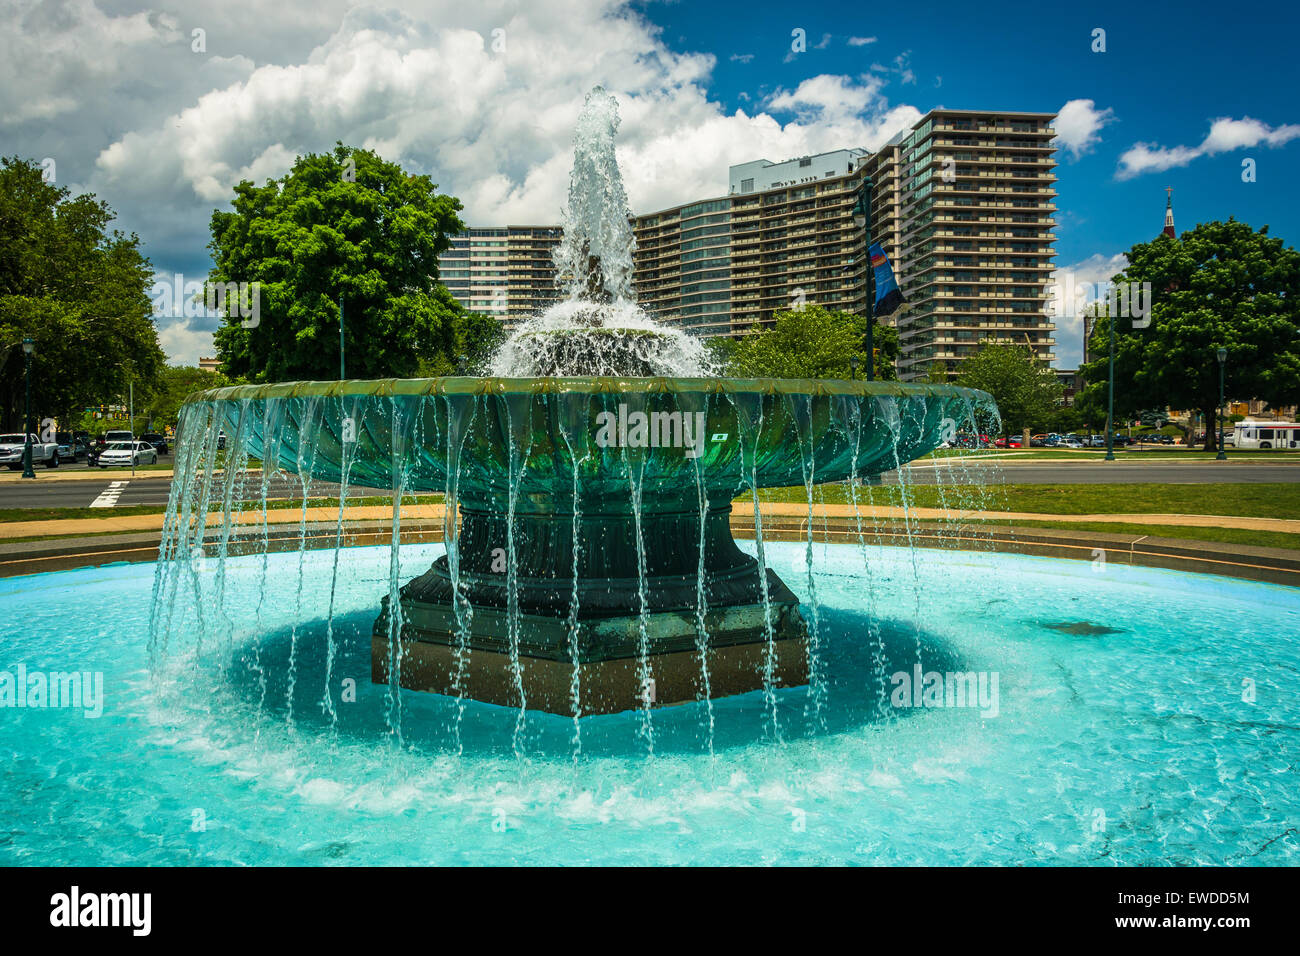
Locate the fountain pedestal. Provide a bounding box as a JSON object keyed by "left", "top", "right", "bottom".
{"left": 371, "top": 503, "right": 808, "bottom": 715}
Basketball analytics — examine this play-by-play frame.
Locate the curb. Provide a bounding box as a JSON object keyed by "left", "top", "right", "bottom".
{"left": 4, "top": 517, "right": 1298, "bottom": 589}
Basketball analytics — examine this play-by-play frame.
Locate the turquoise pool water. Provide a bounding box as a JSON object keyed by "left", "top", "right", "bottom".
{"left": 1, "top": 542, "right": 1296, "bottom": 865}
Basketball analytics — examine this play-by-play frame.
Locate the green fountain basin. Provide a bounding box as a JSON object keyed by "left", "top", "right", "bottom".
{"left": 188, "top": 377, "right": 994, "bottom": 715}
{"left": 193, "top": 376, "right": 989, "bottom": 502}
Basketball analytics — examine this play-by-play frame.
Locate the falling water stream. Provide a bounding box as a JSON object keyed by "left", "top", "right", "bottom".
{"left": 146, "top": 84, "right": 1003, "bottom": 767}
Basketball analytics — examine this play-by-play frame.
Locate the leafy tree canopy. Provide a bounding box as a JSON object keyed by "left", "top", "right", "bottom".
{"left": 1078, "top": 219, "right": 1300, "bottom": 449}
{"left": 139, "top": 365, "right": 237, "bottom": 430}
{"left": 0, "top": 156, "right": 163, "bottom": 430}
{"left": 724, "top": 305, "right": 899, "bottom": 380}
{"left": 211, "top": 144, "right": 469, "bottom": 382}
{"left": 956, "top": 341, "right": 1063, "bottom": 434}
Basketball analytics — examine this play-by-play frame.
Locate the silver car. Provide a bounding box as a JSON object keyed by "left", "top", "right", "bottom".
{"left": 97, "top": 441, "right": 158, "bottom": 467}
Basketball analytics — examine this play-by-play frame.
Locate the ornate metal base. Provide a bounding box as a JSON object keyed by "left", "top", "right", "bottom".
{"left": 371, "top": 503, "right": 810, "bottom": 715}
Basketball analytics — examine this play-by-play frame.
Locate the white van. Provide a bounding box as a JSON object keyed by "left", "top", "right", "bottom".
{"left": 1232, "top": 422, "right": 1300, "bottom": 449}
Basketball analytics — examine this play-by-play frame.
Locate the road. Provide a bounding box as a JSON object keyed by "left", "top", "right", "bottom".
{"left": 1, "top": 458, "right": 1298, "bottom": 510}
{"left": 891, "top": 459, "right": 1300, "bottom": 485}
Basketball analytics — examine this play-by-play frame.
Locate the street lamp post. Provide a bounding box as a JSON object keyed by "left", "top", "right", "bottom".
{"left": 128, "top": 374, "right": 135, "bottom": 478}
{"left": 852, "top": 180, "right": 874, "bottom": 382}
{"left": 1104, "top": 308, "right": 1116, "bottom": 462}
{"left": 21, "top": 338, "right": 35, "bottom": 479}
{"left": 1216, "top": 347, "right": 1228, "bottom": 461}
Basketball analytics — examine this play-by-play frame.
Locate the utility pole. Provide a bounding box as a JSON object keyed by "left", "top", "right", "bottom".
{"left": 339, "top": 295, "right": 346, "bottom": 380}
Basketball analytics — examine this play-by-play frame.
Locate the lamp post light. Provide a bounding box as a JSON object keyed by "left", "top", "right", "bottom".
{"left": 1104, "top": 307, "right": 1116, "bottom": 462}
{"left": 852, "top": 180, "right": 874, "bottom": 382}
{"left": 21, "top": 338, "right": 35, "bottom": 479}
{"left": 1216, "top": 347, "right": 1228, "bottom": 461}
{"left": 849, "top": 355, "right": 858, "bottom": 381}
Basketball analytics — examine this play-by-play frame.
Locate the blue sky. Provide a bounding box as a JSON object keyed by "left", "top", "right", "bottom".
{"left": 4, "top": 0, "right": 1296, "bottom": 366}
{"left": 641, "top": 0, "right": 1300, "bottom": 266}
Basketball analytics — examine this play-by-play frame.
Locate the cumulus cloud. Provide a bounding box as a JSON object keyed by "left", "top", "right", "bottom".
{"left": 1053, "top": 98, "right": 1115, "bottom": 159}
{"left": 729, "top": 53, "right": 754, "bottom": 63}
{"left": 847, "top": 36, "right": 877, "bottom": 47}
{"left": 4, "top": 0, "right": 926, "bottom": 362}
{"left": 1047, "top": 252, "right": 1129, "bottom": 367}
{"left": 1117, "top": 116, "right": 1300, "bottom": 179}
{"left": 766, "top": 74, "right": 921, "bottom": 143}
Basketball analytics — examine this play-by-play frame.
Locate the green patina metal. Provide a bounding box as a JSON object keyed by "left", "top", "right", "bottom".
{"left": 183, "top": 376, "right": 995, "bottom": 711}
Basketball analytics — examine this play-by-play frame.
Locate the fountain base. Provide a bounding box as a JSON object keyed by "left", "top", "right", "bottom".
{"left": 371, "top": 602, "right": 807, "bottom": 715}
{"left": 370, "top": 503, "right": 810, "bottom": 714}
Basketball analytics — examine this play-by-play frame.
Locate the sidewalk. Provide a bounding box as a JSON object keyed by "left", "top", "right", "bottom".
{"left": 2, "top": 501, "right": 1296, "bottom": 540}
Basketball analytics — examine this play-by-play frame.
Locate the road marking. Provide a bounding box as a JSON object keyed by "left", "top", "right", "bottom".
{"left": 90, "top": 481, "right": 129, "bottom": 508}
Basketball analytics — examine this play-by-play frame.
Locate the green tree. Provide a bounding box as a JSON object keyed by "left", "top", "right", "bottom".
{"left": 210, "top": 144, "right": 467, "bottom": 382}
{"left": 956, "top": 341, "right": 1063, "bottom": 434}
{"left": 0, "top": 157, "right": 163, "bottom": 431}
{"left": 726, "top": 305, "right": 898, "bottom": 380}
{"left": 138, "top": 365, "right": 234, "bottom": 430}
{"left": 449, "top": 306, "right": 508, "bottom": 374}
{"left": 1079, "top": 219, "right": 1300, "bottom": 450}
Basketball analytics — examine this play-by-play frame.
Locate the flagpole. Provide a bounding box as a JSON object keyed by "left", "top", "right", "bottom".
{"left": 853, "top": 178, "right": 874, "bottom": 381}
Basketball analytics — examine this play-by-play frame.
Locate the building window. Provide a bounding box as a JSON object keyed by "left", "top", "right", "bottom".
{"left": 741, "top": 178, "right": 754, "bottom": 193}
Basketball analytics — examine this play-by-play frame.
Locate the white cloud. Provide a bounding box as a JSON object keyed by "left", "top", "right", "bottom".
{"left": 729, "top": 53, "right": 754, "bottom": 63}
{"left": 868, "top": 51, "right": 914, "bottom": 86}
{"left": 1053, "top": 98, "right": 1115, "bottom": 159}
{"left": 1117, "top": 115, "right": 1300, "bottom": 179}
{"left": 158, "top": 317, "right": 219, "bottom": 366}
{"left": 847, "top": 36, "right": 876, "bottom": 47}
{"left": 1047, "top": 252, "right": 1129, "bottom": 368}
{"left": 814, "top": 33, "right": 832, "bottom": 50}
{"left": 5, "top": 0, "right": 929, "bottom": 362}
{"left": 766, "top": 74, "right": 921, "bottom": 141}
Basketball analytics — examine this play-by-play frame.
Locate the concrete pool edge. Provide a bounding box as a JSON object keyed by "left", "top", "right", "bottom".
{"left": 3, "top": 518, "right": 1299, "bottom": 588}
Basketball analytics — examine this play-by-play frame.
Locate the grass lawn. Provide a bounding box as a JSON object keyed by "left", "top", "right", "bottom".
{"left": 5, "top": 484, "right": 1298, "bottom": 524}
{"left": 753, "top": 482, "right": 1300, "bottom": 520}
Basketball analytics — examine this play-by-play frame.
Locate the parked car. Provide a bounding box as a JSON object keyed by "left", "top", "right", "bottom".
{"left": 1058, "top": 438, "right": 1084, "bottom": 448}
{"left": 97, "top": 440, "right": 158, "bottom": 467}
{"left": 89, "top": 429, "right": 135, "bottom": 467}
{"left": 139, "top": 432, "right": 169, "bottom": 455}
{"left": 55, "top": 431, "right": 88, "bottom": 462}
{"left": 0, "top": 432, "right": 60, "bottom": 469}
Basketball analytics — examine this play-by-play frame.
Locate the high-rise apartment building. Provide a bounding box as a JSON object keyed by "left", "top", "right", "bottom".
{"left": 634, "top": 149, "right": 870, "bottom": 336}
{"left": 864, "top": 110, "right": 1058, "bottom": 379}
{"left": 439, "top": 109, "right": 1059, "bottom": 379}
{"left": 439, "top": 226, "right": 562, "bottom": 329}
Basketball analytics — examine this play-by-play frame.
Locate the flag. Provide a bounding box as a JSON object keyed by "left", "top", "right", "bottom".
{"left": 869, "top": 242, "right": 905, "bottom": 317}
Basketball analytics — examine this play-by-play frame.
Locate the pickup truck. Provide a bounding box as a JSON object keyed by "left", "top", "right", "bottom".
{"left": 0, "top": 432, "right": 60, "bottom": 469}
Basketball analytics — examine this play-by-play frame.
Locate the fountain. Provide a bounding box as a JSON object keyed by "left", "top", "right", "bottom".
{"left": 7, "top": 92, "right": 1296, "bottom": 871}
{"left": 163, "top": 87, "right": 997, "bottom": 719}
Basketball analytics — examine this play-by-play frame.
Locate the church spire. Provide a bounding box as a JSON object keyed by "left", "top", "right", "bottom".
{"left": 1162, "top": 186, "right": 1176, "bottom": 238}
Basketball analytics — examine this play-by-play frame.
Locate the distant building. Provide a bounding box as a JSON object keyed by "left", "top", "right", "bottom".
{"left": 442, "top": 108, "right": 1060, "bottom": 380}
{"left": 198, "top": 356, "right": 221, "bottom": 373}
{"left": 438, "top": 226, "right": 563, "bottom": 330}
{"left": 1054, "top": 368, "right": 1082, "bottom": 405}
